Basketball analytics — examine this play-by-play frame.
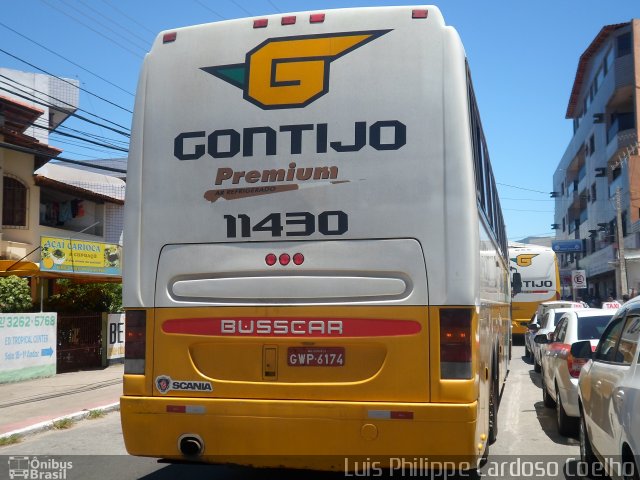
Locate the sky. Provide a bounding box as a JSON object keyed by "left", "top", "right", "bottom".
{"left": 1, "top": 0, "right": 638, "bottom": 241}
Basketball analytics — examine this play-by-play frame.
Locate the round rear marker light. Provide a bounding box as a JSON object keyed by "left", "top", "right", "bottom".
{"left": 293, "top": 253, "right": 304, "bottom": 265}
{"left": 265, "top": 254, "right": 277, "bottom": 266}
{"left": 279, "top": 253, "right": 291, "bottom": 266}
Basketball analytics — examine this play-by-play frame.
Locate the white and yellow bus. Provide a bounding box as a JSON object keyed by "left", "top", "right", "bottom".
{"left": 121, "top": 5, "right": 510, "bottom": 471}
{"left": 509, "top": 243, "right": 561, "bottom": 336}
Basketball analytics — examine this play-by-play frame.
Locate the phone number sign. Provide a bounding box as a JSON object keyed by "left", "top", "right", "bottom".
{"left": 0, "top": 313, "right": 57, "bottom": 383}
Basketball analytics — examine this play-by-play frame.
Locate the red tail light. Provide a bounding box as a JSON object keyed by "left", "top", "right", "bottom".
{"left": 125, "top": 310, "right": 146, "bottom": 374}
{"left": 567, "top": 352, "right": 587, "bottom": 378}
{"left": 440, "top": 308, "right": 472, "bottom": 379}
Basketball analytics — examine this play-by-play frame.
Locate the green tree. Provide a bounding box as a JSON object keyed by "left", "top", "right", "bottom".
{"left": 0, "top": 275, "right": 33, "bottom": 312}
{"left": 45, "top": 280, "right": 122, "bottom": 313}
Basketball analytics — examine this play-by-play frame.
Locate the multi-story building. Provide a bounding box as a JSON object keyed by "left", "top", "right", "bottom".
{"left": 0, "top": 68, "right": 125, "bottom": 292}
{"left": 553, "top": 20, "right": 640, "bottom": 302}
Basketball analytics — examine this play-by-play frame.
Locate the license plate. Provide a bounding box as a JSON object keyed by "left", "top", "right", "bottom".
{"left": 287, "top": 347, "right": 345, "bottom": 367}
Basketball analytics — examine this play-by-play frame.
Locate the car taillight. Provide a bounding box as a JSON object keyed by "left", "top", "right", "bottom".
{"left": 440, "top": 308, "right": 472, "bottom": 379}
{"left": 567, "top": 352, "right": 587, "bottom": 378}
{"left": 125, "top": 310, "right": 146, "bottom": 374}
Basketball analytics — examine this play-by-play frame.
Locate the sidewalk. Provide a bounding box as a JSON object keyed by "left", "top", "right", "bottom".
{"left": 0, "top": 363, "right": 123, "bottom": 438}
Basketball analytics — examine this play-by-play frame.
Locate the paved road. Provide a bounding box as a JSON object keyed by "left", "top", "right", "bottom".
{"left": 0, "top": 346, "right": 588, "bottom": 479}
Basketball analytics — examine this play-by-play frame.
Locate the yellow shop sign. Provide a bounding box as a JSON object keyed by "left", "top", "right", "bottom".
{"left": 40, "top": 236, "right": 121, "bottom": 276}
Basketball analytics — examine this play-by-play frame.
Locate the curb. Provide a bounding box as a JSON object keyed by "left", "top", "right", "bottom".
{"left": 0, "top": 402, "right": 120, "bottom": 441}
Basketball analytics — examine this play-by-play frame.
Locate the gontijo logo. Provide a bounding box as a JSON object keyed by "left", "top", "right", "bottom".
{"left": 514, "top": 254, "right": 538, "bottom": 267}
{"left": 201, "top": 30, "right": 390, "bottom": 109}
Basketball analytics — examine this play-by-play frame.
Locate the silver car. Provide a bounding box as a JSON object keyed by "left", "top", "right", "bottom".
{"left": 524, "top": 301, "right": 584, "bottom": 363}
{"left": 536, "top": 308, "right": 614, "bottom": 436}
{"left": 574, "top": 299, "right": 640, "bottom": 479}
{"left": 530, "top": 307, "right": 577, "bottom": 373}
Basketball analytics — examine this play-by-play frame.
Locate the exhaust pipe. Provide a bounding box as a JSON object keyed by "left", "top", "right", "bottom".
{"left": 178, "top": 434, "right": 204, "bottom": 457}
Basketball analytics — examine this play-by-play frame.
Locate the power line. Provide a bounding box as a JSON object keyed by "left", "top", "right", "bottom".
{"left": 193, "top": 0, "right": 227, "bottom": 19}
{"left": 77, "top": 0, "right": 150, "bottom": 50}
{"left": 502, "top": 209, "right": 554, "bottom": 213}
{"left": 0, "top": 21, "right": 134, "bottom": 97}
{"left": 48, "top": 136, "right": 127, "bottom": 156}
{"left": 0, "top": 46, "right": 133, "bottom": 114}
{"left": 0, "top": 74, "right": 130, "bottom": 132}
{"left": 0, "top": 140, "right": 127, "bottom": 174}
{"left": 40, "top": 0, "right": 145, "bottom": 59}
{"left": 0, "top": 84, "right": 130, "bottom": 138}
{"left": 501, "top": 197, "right": 555, "bottom": 202}
{"left": 228, "top": 0, "right": 254, "bottom": 16}
{"left": 100, "top": 0, "right": 156, "bottom": 36}
{"left": 497, "top": 182, "right": 549, "bottom": 195}
{"left": 27, "top": 122, "right": 129, "bottom": 152}
{"left": 266, "top": 0, "right": 281, "bottom": 13}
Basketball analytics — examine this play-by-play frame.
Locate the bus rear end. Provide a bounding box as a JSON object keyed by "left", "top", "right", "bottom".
{"left": 122, "top": 5, "right": 495, "bottom": 470}
{"left": 509, "top": 244, "right": 561, "bottom": 335}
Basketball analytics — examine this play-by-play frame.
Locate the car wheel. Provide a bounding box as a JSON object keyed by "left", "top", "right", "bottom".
{"left": 579, "top": 411, "right": 597, "bottom": 470}
{"left": 542, "top": 376, "right": 555, "bottom": 408}
{"left": 524, "top": 344, "right": 531, "bottom": 359}
{"left": 534, "top": 357, "right": 541, "bottom": 373}
{"left": 556, "top": 387, "right": 578, "bottom": 436}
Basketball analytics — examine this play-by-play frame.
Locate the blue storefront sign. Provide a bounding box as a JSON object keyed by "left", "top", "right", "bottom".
{"left": 551, "top": 240, "right": 583, "bottom": 253}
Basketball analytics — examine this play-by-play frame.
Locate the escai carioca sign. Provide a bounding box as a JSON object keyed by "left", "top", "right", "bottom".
{"left": 40, "top": 236, "right": 121, "bottom": 276}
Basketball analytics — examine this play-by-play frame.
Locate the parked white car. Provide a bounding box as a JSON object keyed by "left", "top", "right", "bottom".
{"left": 530, "top": 307, "right": 582, "bottom": 373}
{"left": 524, "top": 301, "right": 585, "bottom": 362}
{"left": 574, "top": 298, "right": 640, "bottom": 479}
{"left": 535, "top": 308, "right": 615, "bottom": 436}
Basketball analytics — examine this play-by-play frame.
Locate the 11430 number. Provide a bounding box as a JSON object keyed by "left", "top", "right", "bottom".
{"left": 223, "top": 211, "right": 348, "bottom": 238}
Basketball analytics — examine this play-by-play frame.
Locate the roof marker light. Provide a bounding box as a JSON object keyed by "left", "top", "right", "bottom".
{"left": 281, "top": 16, "right": 296, "bottom": 25}
{"left": 253, "top": 19, "right": 268, "bottom": 28}
{"left": 412, "top": 9, "right": 428, "bottom": 19}
{"left": 310, "top": 13, "right": 325, "bottom": 23}
{"left": 162, "top": 32, "right": 177, "bottom": 43}
{"left": 293, "top": 253, "right": 305, "bottom": 265}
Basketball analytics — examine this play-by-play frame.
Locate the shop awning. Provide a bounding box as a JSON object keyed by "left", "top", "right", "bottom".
{"left": 0, "top": 260, "right": 41, "bottom": 276}
{"left": 0, "top": 260, "right": 120, "bottom": 283}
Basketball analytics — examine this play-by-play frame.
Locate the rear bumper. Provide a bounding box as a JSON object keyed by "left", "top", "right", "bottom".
{"left": 121, "top": 396, "right": 482, "bottom": 470}
{"left": 559, "top": 378, "right": 580, "bottom": 417}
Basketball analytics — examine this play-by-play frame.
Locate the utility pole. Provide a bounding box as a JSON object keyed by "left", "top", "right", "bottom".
{"left": 616, "top": 187, "right": 628, "bottom": 298}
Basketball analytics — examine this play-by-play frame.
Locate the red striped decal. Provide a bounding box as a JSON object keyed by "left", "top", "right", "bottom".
{"left": 390, "top": 411, "right": 414, "bottom": 420}
{"left": 166, "top": 405, "right": 186, "bottom": 413}
{"left": 162, "top": 317, "right": 422, "bottom": 337}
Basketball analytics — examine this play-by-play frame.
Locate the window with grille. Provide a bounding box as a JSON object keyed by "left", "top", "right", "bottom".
{"left": 2, "top": 175, "right": 28, "bottom": 227}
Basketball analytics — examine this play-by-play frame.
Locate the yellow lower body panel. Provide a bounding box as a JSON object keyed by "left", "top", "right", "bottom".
{"left": 511, "top": 320, "right": 527, "bottom": 335}
{"left": 121, "top": 396, "right": 481, "bottom": 471}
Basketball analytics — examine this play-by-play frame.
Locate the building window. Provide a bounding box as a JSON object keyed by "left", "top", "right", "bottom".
{"left": 604, "top": 48, "right": 614, "bottom": 74}
{"left": 591, "top": 183, "right": 597, "bottom": 203}
{"left": 2, "top": 175, "right": 28, "bottom": 228}
{"left": 589, "top": 134, "right": 595, "bottom": 155}
{"left": 617, "top": 32, "right": 631, "bottom": 57}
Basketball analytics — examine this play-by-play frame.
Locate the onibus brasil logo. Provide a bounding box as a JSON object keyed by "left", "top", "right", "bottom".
{"left": 201, "top": 30, "right": 390, "bottom": 109}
